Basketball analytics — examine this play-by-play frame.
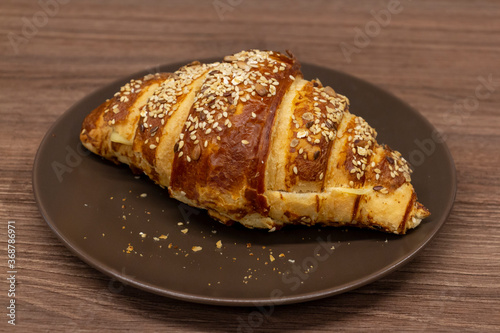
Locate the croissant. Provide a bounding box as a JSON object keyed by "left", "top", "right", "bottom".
{"left": 80, "top": 50, "right": 429, "bottom": 234}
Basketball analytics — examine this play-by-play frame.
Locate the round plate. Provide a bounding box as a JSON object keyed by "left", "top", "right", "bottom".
{"left": 33, "top": 60, "right": 456, "bottom": 306}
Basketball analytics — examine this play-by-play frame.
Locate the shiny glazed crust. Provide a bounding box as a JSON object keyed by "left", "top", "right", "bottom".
{"left": 80, "top": 50, "right": 430, "bottom": 234}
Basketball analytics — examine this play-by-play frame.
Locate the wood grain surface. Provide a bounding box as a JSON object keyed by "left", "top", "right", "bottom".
{"left": 1, "top": 0, "right": 499, "bottom": 331}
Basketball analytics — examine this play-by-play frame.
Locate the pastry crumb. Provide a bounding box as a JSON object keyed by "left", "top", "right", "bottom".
{"left": 192, "top": 246, "right": 202, "bottom": 252}
{"left": 181, "top": 228, "right": 188, "bottom": 234}
{"left": 216, "top": 240, "right": 222, "bottom": 249}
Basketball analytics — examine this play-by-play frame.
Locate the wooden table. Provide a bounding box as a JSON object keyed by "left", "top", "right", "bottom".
{"left": 1, "top": 0, "right": 499, "bottom": 331}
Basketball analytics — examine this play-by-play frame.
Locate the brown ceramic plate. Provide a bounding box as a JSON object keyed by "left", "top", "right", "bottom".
{"left": 33, "top": 60, "right": 456, "bottom": 306}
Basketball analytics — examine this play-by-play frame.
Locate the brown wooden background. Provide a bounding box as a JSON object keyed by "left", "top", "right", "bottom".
{"left": 1, "top": 0, "right": 499, "bottom": 331}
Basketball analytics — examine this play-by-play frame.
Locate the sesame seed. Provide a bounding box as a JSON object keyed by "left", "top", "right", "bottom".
{"left": 223, "top": 55, "right": 237, "bottom": 62}
{"left": 297, "top": 131, "right": 308, "bottom": 138}
{"left": 241, "top": 140, "right": 249, "bottom": 145}
{"left": 302, "top": 112, "right": 314, "bottom": 121}
{"left": 293, "top": 166, "right": 298, "bottom": 174}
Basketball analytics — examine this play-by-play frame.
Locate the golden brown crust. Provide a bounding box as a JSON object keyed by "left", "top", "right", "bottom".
{"left": 80, "top": 49, "right": 430, "bottom": 234}
{"left": 80, "top": 73, "right": 170, "bottom": 162}
{"left": 170, "top": 50, "right": 301, "bottom": 218}
{"left": 133, "top": 64, "right": 215, "bottom": 184}
{"left": 285, "top": 80, "right": 347, "bottom": 191}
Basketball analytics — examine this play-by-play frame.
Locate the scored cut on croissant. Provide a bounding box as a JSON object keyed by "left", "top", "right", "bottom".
{"left": 80, "top": 49, "right": 430, "bottom": 234}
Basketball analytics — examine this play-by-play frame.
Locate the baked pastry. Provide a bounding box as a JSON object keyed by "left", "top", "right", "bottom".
{"left": 80, "top": 50, "right": 429, "bottom": 234}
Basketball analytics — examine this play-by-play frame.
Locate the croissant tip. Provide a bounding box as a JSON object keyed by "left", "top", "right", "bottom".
{"left": 416, "top": 202, "right": 431, "bottom": 218}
